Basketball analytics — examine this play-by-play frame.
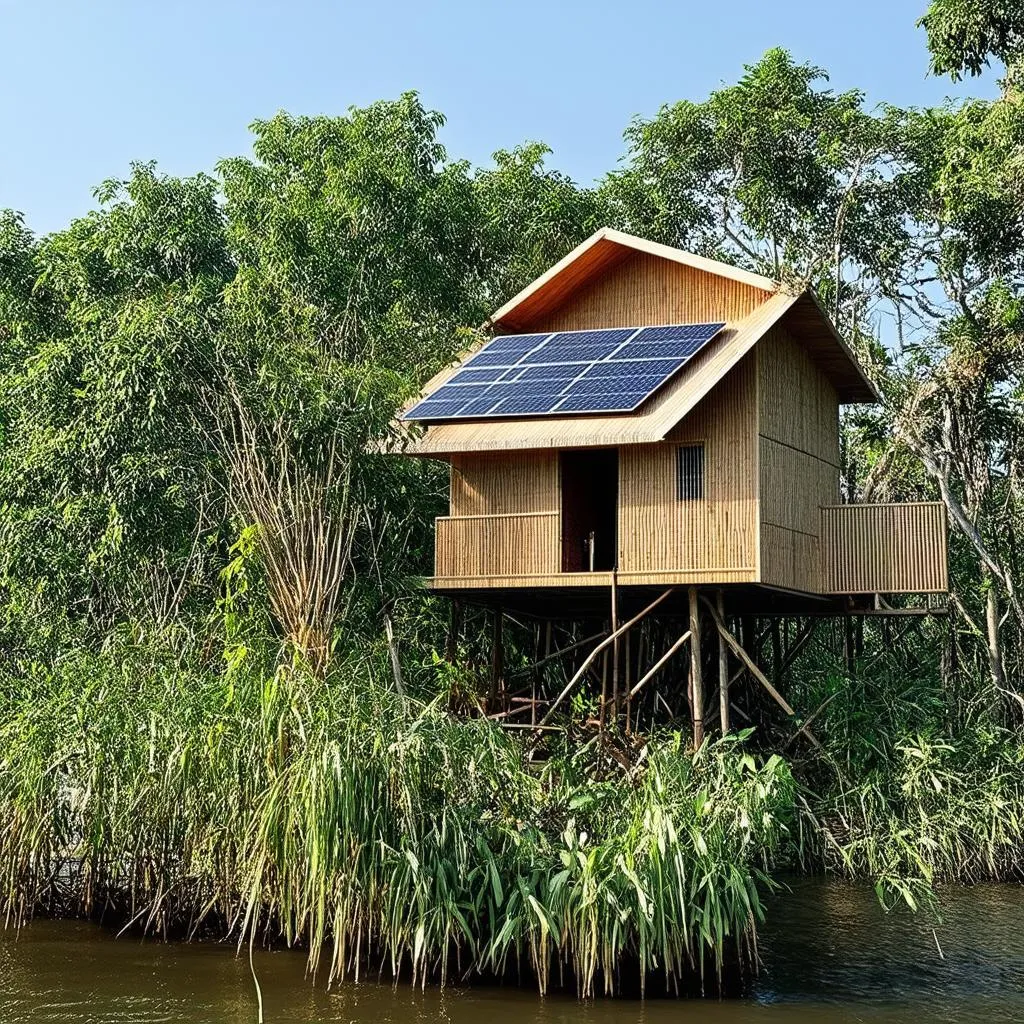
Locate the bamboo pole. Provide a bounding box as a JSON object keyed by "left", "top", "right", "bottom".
{"left": 505, "top": 630, "right": 606, "bottom": 679}
{"left": 489, "top": 606, "right": 503, "bottom": 711}
{"left": 445, "top": 600, "right": 463, "bottom": 663}
{"left": 717, "top": 590, "right": 729, "bottom": 735}
{"left": 624, "top": 630, "right": 633, "bottom": 737}
{"left": 610, "top": 567, "right": 620, "bottom": 721}
{"left": 688, "top": 587, "right": 704, "bottom": 748}
{"left": 627, "top": 630, "right": 691, "bottom": 699}
{"left": 700, "top": 596, "right": 823, "bottom": 751}
{"left": 536, "top": 588, "right": 675, "bottom": 729}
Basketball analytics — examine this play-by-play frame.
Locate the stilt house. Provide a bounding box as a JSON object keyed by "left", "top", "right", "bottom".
{"left": 399, "top": 228, "right": 948, "bottom": 618}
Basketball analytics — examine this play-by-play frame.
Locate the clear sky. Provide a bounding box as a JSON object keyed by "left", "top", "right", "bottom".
{"left": 1, "top": 0, "right": 999, "bottom": 235}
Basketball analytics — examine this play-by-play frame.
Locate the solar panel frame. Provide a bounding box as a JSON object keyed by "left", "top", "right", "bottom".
{"left": 402, "top": 321, "right": 726, "bottom": 421}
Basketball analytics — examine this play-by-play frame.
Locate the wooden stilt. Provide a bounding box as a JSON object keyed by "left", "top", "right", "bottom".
{"left": 770, "top": 619, "right": 782, "bottom": 679}
{"left": 489, "top": 606, "right": 503, "bottom": 711}
{"left": 627, "top": 629, "right": 691, "bottom": 700}
{"left": 624, "top": 629, "right": 633, "bottom": 737}
{"left": 445, "top": 600, "right": 463, "bottom": 663}
{"left": 776, "top": 618, "right": 818, "bottom": 681}
{"left": 537, "top": 588, "right": 676, "bottom": 729}
{"left": 610, "top": 568, "right": 620, "bottom": 722}
{"left": 844, "top": 614, "right": 856, "bottom": 675}
{"left": 688, "top": 587, "right": 705, "bottom": 748}
{"left": 599, "top": 647, "right": 609, "bottom": 737}
{"left": 717, "top": 589, "right": 730, "bottom": 735}
{"left": 701, "top": 596, "right": 823, "bottom": 751}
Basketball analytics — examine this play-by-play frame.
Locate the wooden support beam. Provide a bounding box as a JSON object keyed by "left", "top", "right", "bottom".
{"left": 717, "top": 590, "right": 730, "bottom": 735}
{"left": 627, "top": 630, "right": 691, "bottom": 700}
{"left": 536, "top": 588, "right": 676, "bottom": 729}
{"left": 700, "top": 595, "right": 823, "bottom": 751}
{"left": 688, "top": 587, "right": 705, "bottom": 748}
{"left": 776, "top": 618, "right": 818, "bottom": 681}
{"left": 844, "top": 615, "right": 856, "bottom": 675}
{"left": 610, "top": 567, "right": 620, "bottom": 719}
{"left": 489, "top": 606, "right": 503, "bottom": 710}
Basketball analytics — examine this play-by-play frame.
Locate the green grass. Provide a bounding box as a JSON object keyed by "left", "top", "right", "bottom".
{"left": 0, "top": 632, "right": 795, "bottom": 996}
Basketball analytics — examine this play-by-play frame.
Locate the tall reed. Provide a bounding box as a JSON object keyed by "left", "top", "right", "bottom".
{"left": 0, "top": 632, "right": 794, "bottom": 995}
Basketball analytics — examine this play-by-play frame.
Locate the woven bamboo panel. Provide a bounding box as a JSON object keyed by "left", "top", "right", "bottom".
{"left": 760, "top": 439, "right": 838, "bottom": 539}
{"left": 757, "top": 324, "right": 842, "bottom": 592}
{"left": 450, "top": 451, "right": 558, "bottom": 516}
{"left": 527, "top": 252, "right": 768, "bottom": 333}
{"left": 821, "top": 503, "right": 948, "bottom": 594}
{"left": 618, "top": 354, "right": 758, "bottom": 574}
{"left": 760, "top": 524, "right": 819, "bottom": 594}
{"left": 435, "top": 512, "right": 560, "bottom": 579}
{"left": 758, "top": 325, "right": 840, "bottom": 465}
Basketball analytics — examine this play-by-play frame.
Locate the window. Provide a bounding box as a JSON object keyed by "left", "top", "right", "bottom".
{"left": 677, "top": 444, "right": 705, "bottom": 500}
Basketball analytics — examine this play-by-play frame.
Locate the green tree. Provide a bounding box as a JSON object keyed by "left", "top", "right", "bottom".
{"left": 473, "top": 142, "right": 606, "bottom": 306}
{"left": 603, "top": 48, "right": 905, "bottom": 324}
{"left": 920, "top": 0, "right": 1024, "bottom": 85}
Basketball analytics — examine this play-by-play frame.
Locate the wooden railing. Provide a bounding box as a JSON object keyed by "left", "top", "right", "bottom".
{"left": 821, "top": 502, "right": 948, "bottom": 594}
{"left": 435, "top": 511, "right": 560, "bottom": 580}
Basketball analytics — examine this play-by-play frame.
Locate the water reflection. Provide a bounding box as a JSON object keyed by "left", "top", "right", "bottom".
{"left": 1, "top": 882, "right": 1023, "bottom": 1023}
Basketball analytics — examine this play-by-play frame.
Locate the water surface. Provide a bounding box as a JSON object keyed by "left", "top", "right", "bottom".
{"left": 1, "top": 881, "right": 1022, "bottom": 1023}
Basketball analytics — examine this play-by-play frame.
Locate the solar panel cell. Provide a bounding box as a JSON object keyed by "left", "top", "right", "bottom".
{"left": 453, "top": 367, "right": 509, "bottom": 384}
{"left": 523, "top": 343, "right": 620, "bottom": 363}
{"left": 631, "top": 323, "right": 725, "bottom": 344}
{"left": 516, "top": 363, "right": 587, "bottom": 381}
{"left": 546, "top": 328, "right": 637, "bottom": 347}
{"left": 581, "top": 358, "right": 686, "bottom": 380}
{"left": 616, "top": 340, "right": 709, "bottom": 361}
{"left": 555, "top": 393, "right": 643, "bottom": 412}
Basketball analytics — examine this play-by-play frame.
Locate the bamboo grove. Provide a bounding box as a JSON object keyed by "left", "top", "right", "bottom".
{"left": 1, "top": 0, "right": 1024, "bottom": 996}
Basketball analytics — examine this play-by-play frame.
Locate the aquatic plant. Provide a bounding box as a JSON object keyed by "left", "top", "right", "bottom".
{"left": 0, "top": 633, "right": 794, "bottom": 996}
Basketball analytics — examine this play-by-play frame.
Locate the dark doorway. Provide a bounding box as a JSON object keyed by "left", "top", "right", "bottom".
{"left": 560, "top": 449, "right": 619, "bottom": 572}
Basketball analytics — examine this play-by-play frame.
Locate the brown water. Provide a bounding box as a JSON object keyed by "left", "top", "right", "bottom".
{"left": 1, "top": 881, "right": 1022, "bottom": 1023}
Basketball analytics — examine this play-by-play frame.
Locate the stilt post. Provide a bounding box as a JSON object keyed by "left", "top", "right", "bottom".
{"left": 610, "top": 568, "right": 620, "bottom": 721}
{"left": 489, "top": 606, "right": 503, "bottom": 711}
{"left": 445, "top": 600, "right": 463, "bottom": 663}
{"left": 688, "top": 586, "right": 705, "bottom": 748}
{"left": 717, "top": 589, "right": 730, "bottom": 735}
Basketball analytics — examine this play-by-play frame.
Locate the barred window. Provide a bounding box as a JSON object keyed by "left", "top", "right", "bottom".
{"left": 677, "top": 444, "right": 705, "bottom": 500}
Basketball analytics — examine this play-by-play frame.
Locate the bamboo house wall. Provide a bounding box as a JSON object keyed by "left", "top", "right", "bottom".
{"left": 422, "top": 230, "right": 948, "bottom": 599}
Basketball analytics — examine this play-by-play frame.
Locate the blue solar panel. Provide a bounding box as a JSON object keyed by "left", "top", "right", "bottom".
{"left": 547, "top": 328, "right": 636, "bottom": 347}
{"left": 631, "top": 323, "right": 722, "bottom": 344}
{"left": 454, "top": 367, "right": 510, "bottom": 384}
{"left": 403, "top": 321, "right": 726, "bottom": 421}
{"left": 521, "top": 342, "right": 621, "bottom": 363}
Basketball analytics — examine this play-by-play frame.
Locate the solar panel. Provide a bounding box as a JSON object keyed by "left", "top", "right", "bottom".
{"left": 403, "top": 321, "right": 726, "bottom": 421}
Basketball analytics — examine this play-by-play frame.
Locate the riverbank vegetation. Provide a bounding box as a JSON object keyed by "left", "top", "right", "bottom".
{"left": 1, "top": 0, "right": 1023, "bottom": 994}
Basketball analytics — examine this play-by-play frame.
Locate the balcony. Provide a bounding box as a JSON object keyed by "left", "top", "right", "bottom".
{"left": 820, "top": 502, "right": 948, "bottom": 594}
{"left": 434, "top": 511, "right": 560, "bottom": 584}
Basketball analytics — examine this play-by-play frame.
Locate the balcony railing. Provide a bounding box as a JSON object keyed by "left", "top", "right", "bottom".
{"left": 821, "top": 502, "right": 948, "bottom": 594}
{"left": 435, "top": 511, "right": 560, "bottom": 580}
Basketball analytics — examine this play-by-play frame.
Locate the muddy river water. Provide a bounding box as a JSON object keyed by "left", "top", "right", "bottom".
{"left": 1, "top": 880, "right": 1022, "bottom": 1023}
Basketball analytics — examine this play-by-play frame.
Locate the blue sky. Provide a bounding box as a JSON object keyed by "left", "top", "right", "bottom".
{"left": 1, "top": 0, "right": 999, "bottom": 235}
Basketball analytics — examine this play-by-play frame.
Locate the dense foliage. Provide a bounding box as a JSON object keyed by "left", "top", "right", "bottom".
{"left": 1, "top": 0, "right": 1023, "bottom": 993}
